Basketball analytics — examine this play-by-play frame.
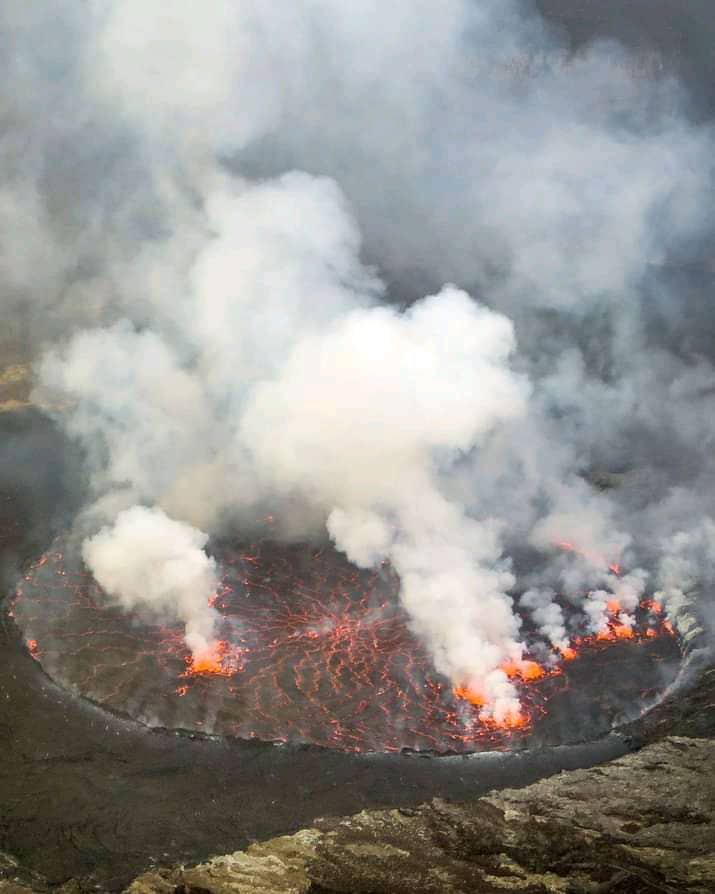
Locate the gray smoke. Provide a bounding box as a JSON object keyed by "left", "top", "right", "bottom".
{"left": 3, "top": 1, "right": 715, "bottom": 719}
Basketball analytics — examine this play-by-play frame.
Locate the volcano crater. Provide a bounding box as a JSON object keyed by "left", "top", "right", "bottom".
{"left": 11, "top": 535, "right": 682, "bottom": 755}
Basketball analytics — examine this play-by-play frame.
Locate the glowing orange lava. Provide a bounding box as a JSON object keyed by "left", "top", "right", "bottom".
{"left": 453, "top": 661, "right": 544, "bottom": 730}
{"left": 452, "top": 686, "right": 529, "bottom": 730}
{"left": 494, "top": 710, "right": 528, "bottom": 730}
{"left": 596, "top": 621, "right": 634, "bottom": 641}
{"left": 452, "top": 585, "right": 677, "bottom": 727}
{"left": 182, "top": 641, "right": 242, "bottom": 678}
{"left": 452, "top": 685, "right": 485, "bottom": 707}
{"left": 501, "top": 659, "right": 546, "bottom": 681}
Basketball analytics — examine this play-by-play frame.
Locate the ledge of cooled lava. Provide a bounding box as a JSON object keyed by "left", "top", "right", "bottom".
{"left": 128, "top": 741, "right": 715, "bottom": 892}
{"left": 122, "top": 675, "right": 715, "bottom": 894}
{"left": 0, "top": 666, "right": 705, "bottom": 894}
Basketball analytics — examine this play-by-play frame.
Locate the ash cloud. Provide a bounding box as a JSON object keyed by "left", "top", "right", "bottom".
{"left": 3, "top": 1, "right": 715, "bottom": 715}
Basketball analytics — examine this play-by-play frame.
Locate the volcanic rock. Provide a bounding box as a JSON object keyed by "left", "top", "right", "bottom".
{"left": 125, "top": 734, "right": 715, "bottom": 894}
{"left": 0, "top": 851, "right": 48, "bottom": 893}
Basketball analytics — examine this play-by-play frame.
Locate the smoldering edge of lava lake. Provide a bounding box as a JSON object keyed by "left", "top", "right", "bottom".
{"left": 10, "top": 536, "right": 682, "bottom": 755}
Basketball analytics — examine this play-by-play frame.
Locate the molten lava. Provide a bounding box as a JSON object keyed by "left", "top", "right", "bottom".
{"left": 451, "top": 685, "right": 529, "bottom": 731}
{"left": 452, "top": 685, "right": 485, "bottom": 707}
{"left": 494, "top": 709, "right": 528, "bottom": 730}
{"left": 501, "top": 659, "right": 546, "bottom": 681}
{"left": 182, "top": 640, "right": 244, "bottom": 678}
{"left": 10, "top": 535, "right": 681, "bottom": 753}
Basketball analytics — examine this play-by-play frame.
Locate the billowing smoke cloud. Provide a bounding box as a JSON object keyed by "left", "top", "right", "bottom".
{"left": 655, "top": 519, "right": 715, "bottom": 651}
{"left": 4, "top": 1, "right": 715, "bottom": 717}
{"left": 83, "top": 506, "right": 219, "bottom": 657}
{"left": 239, "top": 286, "right": 529, "bottom": 717}
{"left": 520, "top": 588, "right": 567, "bottom": 653}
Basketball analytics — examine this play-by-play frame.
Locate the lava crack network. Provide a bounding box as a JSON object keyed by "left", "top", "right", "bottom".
{"left": 11, "top": 539, "right": 679, "bottom": 753}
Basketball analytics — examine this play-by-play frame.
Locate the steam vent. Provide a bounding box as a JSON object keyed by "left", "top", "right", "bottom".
{"left": 1, "top": 1, "right": 715, "bottom": 892}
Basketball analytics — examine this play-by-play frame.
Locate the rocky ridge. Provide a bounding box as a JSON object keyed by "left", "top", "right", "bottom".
{"left": 122, "top": 735, "right": 715, "bottom": 894}
{"left": 113, "top": 629, "right": 715, "bottom": 893}
{"left": 3, "top": 664, "right": 713, "bottom": 893}
{"left": 78, "top": 662, "right": 715, "bottom": 894}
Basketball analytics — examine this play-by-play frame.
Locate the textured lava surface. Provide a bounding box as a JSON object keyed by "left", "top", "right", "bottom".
{"left": 11, "top": 536, "right": 680, "bottom": 754}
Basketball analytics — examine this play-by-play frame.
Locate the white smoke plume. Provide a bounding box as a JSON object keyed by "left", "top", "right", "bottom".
{"left": 520, "top": 588, "right": 567, "bottom": 653}
{"left": 3, "top": 0, "right": 715, "bottom": 716}
{"left": 239, "top": 286, "right": 529, "bottom": 719}
{"left": 655, "top": 520, "right": 715, "bottom": 646}
{"left": 582, "top": 572, "right": 647, "bottom": 638}
{"left": 82, "top": 506, "right": 219, "bottom": 657}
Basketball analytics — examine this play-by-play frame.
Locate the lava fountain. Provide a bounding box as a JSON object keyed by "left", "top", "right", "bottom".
{"left": 10, "top": 534, "right": 680, "bottom": 754}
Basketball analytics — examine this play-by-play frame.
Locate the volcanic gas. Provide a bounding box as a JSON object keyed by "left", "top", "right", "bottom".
{"left": 11, "top": 530, "right": 680, "bottom": 754}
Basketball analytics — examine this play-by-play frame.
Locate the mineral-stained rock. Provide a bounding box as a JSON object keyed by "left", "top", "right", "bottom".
{"left": 124, "top": 829, "right": 322, "bottom": 894}
{"left": 125, "top": 736, "right": 715, "bottom": 894}
{"left": 123, "top": 872, "right": 177, "bottom": 894}
{"left": 0, "top": 851, "right": 47, "bottom": 893}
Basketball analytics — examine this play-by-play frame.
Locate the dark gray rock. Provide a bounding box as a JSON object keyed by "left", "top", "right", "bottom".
{"left": 125, "top": 736, "right": 715, "bottom": 893}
